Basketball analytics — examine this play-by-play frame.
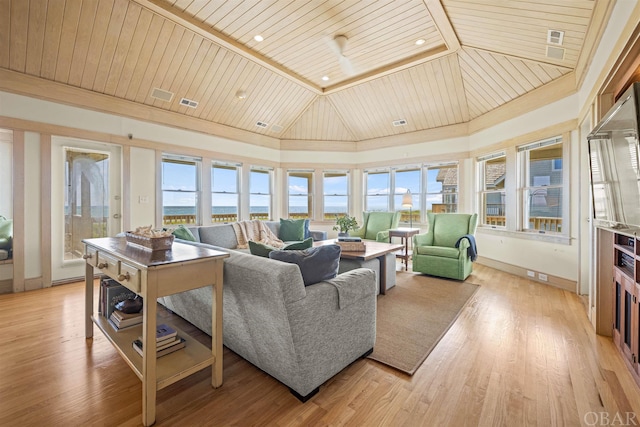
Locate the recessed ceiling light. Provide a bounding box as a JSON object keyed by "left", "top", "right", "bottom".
{"left": 235, "top": 89, "right": 247, "bottom": 99}
{"left": 254, "top": 35, "right": 264, "bottom": 42}
{"left": 322, "top": 76, "right": 329, "bottom": 81}
{"left": 415, "top": 39, "right": 425, "bottom": 45}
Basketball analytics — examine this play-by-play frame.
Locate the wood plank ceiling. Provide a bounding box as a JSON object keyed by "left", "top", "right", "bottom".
{"left": 0, "top": 0, "right": 598, "bottom": 146}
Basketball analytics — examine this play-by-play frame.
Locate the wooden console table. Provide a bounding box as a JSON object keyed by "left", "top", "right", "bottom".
{"left": 83, "top": 237, "right": 229, "bottom": 426}
{"left": 388, "top": 228, "right": 421, "bottom": 271}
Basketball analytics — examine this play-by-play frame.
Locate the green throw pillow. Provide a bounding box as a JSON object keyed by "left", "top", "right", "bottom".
{"left": 249, "top": 238, "right": 312, "bottom": 257}
{"left": 279, "top": 218, "right": 306, "bottom": 241}
{"left": 283, "top": 237, "right": 313, "bottom": 250}
{"left": 172, "top": 225, "right": 196, "bottom": 242}
{"left": 248, "top": 241, "right": 278, "bottom": 257}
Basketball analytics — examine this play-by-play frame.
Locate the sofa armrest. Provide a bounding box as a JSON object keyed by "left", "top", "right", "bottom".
{"left": 413, "top": 232, "right": 433, "bottom": 246}
{"left": 349, "top": 227, "right": 366, "bottom": 238}
{"left": 309, "top": 230, "right": 328, "bottom": 241}
{"left": 284, "top": 268, "right": 376, "bottom": 393}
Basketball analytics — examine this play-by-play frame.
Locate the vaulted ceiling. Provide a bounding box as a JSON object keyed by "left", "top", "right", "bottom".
{"left": 0, "top": 0, "right": 606, "bottom": 148}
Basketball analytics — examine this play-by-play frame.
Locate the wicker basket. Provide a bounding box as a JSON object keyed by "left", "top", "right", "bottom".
{"left": 336, "top": 241, "right": 366, "bottom": 252}
{"left": 125, "top": 232, "right": 174, "bottom": 251}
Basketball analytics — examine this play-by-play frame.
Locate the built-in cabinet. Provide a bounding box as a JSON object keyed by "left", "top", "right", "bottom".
{"left": 611, "top": 231, "right": 640, "bottom": 383}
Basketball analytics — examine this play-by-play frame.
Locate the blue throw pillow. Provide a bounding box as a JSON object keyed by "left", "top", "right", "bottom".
{"left": 269, "top": 245, "right": 341, "bottom": 286}
{"left": 303, "top": 219, "right": 311, "bottom": 239}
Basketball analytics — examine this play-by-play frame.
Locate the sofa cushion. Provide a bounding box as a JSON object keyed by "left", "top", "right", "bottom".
{"left": 269, "top": 244, "right": 341, "bottom": 286}
{"left": 172, "top": 224, "right": 197, "bottom": 241}
{"left": 415, "top": 245, "right": 460, "bottom": 259}
{"left": 249, "top": 237, "right": 314, "bottom": 257}
{"left": 279, "top": 218, "right": 306, "bottom": 241}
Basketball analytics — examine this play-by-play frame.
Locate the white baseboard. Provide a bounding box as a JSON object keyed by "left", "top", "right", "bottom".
{"left": 476, "top": 256, "right": 576, "bottom": 292}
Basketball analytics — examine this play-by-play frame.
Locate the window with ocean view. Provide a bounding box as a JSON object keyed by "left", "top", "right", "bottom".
{"left": 288, "top": 170, "right": 313, "bottom": 219}
{"left": 323, "top": 171, "right": 349, "bottom": 220}
{"left": 162, "top": 155, "right": 201, "bottom": 226}
{"left": 212, "top": 162, "right": 239, "bottom": 223}
{"left": 365, "top": 170, "right": 390, "bottom": 212}
{"left": 250, "top": 167, "right": 272, "bottom": 220}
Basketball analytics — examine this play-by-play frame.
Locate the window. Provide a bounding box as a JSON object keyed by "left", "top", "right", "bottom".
{"left": 211, "top": 162, "right": 239, "bottom": 223}
{"left": 365, "top": 170, "right": 390, "bottom": 211}
{"left": 288, "top": 170, "right": 313, "bottom": 219}
{"left": 250, "top": 167, "right": 272, "bottom": 220}
{"left": 478, "top": 152, "right": 506, "bottom": 227}
{"left": 162, "top": 155, "right": 200, "bottom": 226}
{"left": 519, "top": 137, "right": 563, "bottom": 233}
{"left": 323, "top": 171, "right": 349, "bottom": 220}
{"left": 394, "top": 168, "right": 420, "bottom": 224}
{"left": 425, "top": 163, "right": 458, "bottom": 214}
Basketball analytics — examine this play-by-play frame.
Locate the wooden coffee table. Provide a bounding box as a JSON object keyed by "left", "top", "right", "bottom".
{"left": 314, "top": 240, "right": 403, "bottom": 295}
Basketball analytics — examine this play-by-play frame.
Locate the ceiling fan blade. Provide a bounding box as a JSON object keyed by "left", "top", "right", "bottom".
{"left": 339, "top": 55, "right": 355, "bottom": 76}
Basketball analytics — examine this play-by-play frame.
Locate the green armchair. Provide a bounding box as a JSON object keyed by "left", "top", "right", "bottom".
{"left": 350, "top": 211, "right": 401, "bottom": 242}
{"left": 412, "top": 213, "right": 478, "bottom": 280}
{"left": 0, "top": 216, "right": 12, "bottom": 261}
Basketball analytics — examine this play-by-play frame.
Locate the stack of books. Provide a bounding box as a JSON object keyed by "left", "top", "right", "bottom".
{"left": 108, "top": 309, "right": 143, "bottom": 331}
{"left": 132, "top": 324, "right": 186, "bottom": 358}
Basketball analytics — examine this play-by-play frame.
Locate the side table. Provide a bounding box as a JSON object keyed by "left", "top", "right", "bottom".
{"left": 388, "top": 228, "right": 420, "bottom": 271}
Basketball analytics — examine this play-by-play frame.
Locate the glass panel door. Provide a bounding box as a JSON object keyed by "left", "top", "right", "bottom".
{"left": 64, "top": 149, "right": 110, "bottom": 260}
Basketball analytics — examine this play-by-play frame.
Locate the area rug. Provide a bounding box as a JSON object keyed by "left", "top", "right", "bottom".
{"left": 368, "top": 272, "right": 479, "bottom": 375}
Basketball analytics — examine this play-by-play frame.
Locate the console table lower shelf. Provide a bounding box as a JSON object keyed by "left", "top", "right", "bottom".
{"left": 92, "top": 315, "right": 214, "bottom": 389}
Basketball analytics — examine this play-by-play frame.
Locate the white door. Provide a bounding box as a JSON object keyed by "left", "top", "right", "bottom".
{"left": 51, "top": 137, "right": 122, "bottom": 282}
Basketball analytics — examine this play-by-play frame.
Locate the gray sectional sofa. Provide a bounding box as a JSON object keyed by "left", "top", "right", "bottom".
{"left": 158, "top": 221, "right": 378, "bottom": 401}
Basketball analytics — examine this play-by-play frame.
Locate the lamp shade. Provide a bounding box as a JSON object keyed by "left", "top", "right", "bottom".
{"left": 402, "top": 190, "right": 413, "bottom": 208}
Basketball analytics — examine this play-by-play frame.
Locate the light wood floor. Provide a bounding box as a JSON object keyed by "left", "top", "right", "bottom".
{"left": 1, "top": 263, "right": 639, "bottom": 426}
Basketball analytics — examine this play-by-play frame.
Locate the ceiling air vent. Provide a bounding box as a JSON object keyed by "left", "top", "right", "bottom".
{"left": 547, "top": 29, "right": 564, "bottom": 46}
{"left": 150, "top": 88, "right": 174, "bottom": 102}
{"left": 392, "top": 119, "right": 408, "bottom": 127}
{"left": 256, "top": 121, "right": 268, "bottom": 128}
{"left": 271, "top": 124, "right": 283, "bottom": 133}
{"left": 546, "top": 46, "right": 565, "bottom": 60}
{"left": 179, "top": 98, "right": 199, "bottom": 108}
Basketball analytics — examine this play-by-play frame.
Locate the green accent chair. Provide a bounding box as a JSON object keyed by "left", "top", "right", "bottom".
{"left": 412, "top": 212, "right": 478, "bottom": 280}
{"left": 0, "top": 216, "right": 12, "bottom": 260}
{"left": 350, "top": 211, "right": 401, "bottom": 242}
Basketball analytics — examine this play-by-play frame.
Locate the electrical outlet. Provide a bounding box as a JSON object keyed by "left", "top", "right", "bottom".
{"left": 138, "top": 196, "right": 149, "bottom": 204}
{"left": 527, "top": 270, "right": 535, "bottom": 278}
{"left": 538, "top": 273, "right": 548, "bottom": 282}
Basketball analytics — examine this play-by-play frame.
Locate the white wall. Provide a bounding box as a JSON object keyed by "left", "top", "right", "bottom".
{"left": 129, "top": 147, "right": 156, "bottom": 230}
